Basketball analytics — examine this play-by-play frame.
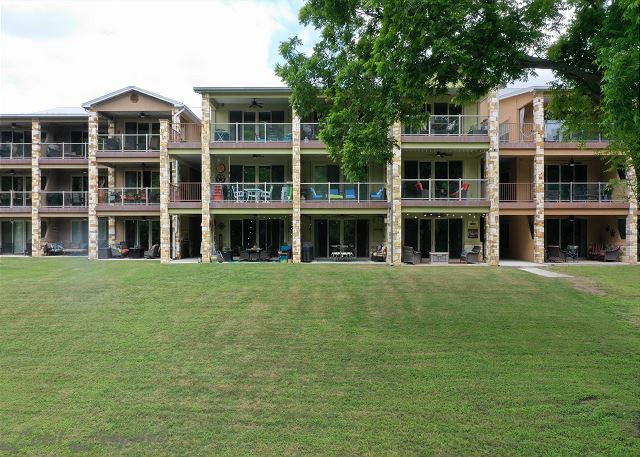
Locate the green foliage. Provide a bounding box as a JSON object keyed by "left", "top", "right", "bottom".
{"left": 277, "top": 0, "right": 638, "bottom": 187}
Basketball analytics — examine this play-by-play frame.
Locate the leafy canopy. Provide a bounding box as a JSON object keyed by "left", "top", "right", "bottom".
{"left": 277, "top": 0, "right": 638, "bottom": 187}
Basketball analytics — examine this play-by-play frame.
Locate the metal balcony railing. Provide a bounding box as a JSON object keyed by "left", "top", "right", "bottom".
{"left": 403, "top": 115, "right": 488, "bottom": 136}
{"left": 42, "top": 142, "right": 88, "bottom": 159}
{"left": 170, "top": 123, "right": 201, "bottom": 142}
{"left": 170, "top": 183, "right": 201, "bottom": 202}
{"left": 499, "top": 183, "right": 534, "bottom": 202}
{"left": 0, "top": 191, "right": 31, "bottom": 207}
{"left": 41, "top": 191, "right": 88, "bottom": 208}
{"left": 401, "top": 179, "right": 487, "bottom": 200}
{"left": 0, "top": 143, "right": 32, "bottom": 159}
{"left": 544, "top": 182, "right": 625, "bottom": 202}
{"left": 97, "top": 134, "right": 160, "bottom": 152}
{"left": 211, "top": 182, "right": 293, "bottom": 202}
{"left": 98, "top": 187, "right": 160, "bottom": 205}
{"left": 301, "top": 183, "right": 387, "bottom": 202}
{"left": 498, "top": 123, "right": 535, "bottom": 143}
{"left": 301, "top": 123, "right": 320, "bottom": 141}
{"left": 544, "top": 121, "right": 605, "bottom": 142}
{"left": 211, "top": 123, "right": 293, "bottom": 143}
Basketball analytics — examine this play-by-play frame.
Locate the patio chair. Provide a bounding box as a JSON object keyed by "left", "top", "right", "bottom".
{"left": 370, "top": 187, "right": 385, "bottom": 200}
{"left": 329, "top": 188, "right": 343, "bottom": 199}
{"left": 233, "top": 185, "right": 245, "bottom": 202}
{"left": 278, "top": 245, "right": 291, "bottom": 262}
{"left": 262, "top": 186, "right": 274, "bottom": 202}
{"left": 449, "top": 182, "right": 470, "bottom": 199}
{"left": 104, "top": 137, "right": 121, "bottom": 150}
{"left": 402, "top": 246, "right": 421, "bottom": 265}
{"left": 460, "top": 245, "right": 482, "bottom": 264}
{"left": 144, "top": 244, "right": 160, "bottom": 259}
{"left": 239, "top": 249, "right": 250, "bottom": 261}
{"left": 370, "top": 244, "right": 387, "bottom": 262}
{"left": 259, "top": 247, "right": 271, "bottom": 261}
{"left": 345, "top": 188, "right": 356, "bottom": 200}
{"left": 309, "top": 187, "right": 325, "bottom": 200}
{"left": 547, "top": 245, "right": 565, "bottom": 263}
{"left": 566, "top": 245, "right": 579, "bottom": 262}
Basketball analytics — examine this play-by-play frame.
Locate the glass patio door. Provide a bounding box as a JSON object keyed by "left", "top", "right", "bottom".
{"left": 316, "top": 219, "right": 369, "bottom": 258}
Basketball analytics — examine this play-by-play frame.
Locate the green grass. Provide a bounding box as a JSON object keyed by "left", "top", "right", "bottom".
{"left": 0, "top": 259, "right": 638, "bottom": 456}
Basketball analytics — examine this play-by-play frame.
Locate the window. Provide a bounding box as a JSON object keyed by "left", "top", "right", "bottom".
{"left": 618, "top": 219, "right": 626, "bottom": 240}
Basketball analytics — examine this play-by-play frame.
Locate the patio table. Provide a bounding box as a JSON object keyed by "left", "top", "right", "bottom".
{"left": 244, "top": 188, "right": 261, "bottom": 202}
{"left": 430, "top": 252, "right": 449, "bottom": 264}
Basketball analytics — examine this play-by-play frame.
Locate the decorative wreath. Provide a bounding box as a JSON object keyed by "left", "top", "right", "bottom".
{"left": 216, "top": 163, "right": 226, "bottom": 173}
{"left": 215, "top": 173, "right": 226, "bottom": 183}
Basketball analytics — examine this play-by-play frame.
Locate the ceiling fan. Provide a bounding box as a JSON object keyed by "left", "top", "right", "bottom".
{"left": 434, "top": 151, "right": 452, "bottom": 158}
{"left": 249, "top": 98, "right": 263, "bottom": 109}
{"left": 562, "top": 158, "right": 584, "bottom": 167}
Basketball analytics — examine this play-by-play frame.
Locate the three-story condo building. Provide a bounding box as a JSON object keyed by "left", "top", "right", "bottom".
{"left": 1, "top": 85, "right": 637, "bottom": 264}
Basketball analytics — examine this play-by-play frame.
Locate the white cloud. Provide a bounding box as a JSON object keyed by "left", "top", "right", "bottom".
{"left": 0, "top": 0, "right": 305, "bottom": 113}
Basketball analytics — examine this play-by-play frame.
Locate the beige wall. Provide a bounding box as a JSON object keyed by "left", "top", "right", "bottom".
{"left": 95, "top": 92, "right": 173, "bottom": 113}
{"left": 41, "top": 169, "right": 85, "bottom": 191}
{"left": 501, "top": 215, "right": 534, "bottom": 261}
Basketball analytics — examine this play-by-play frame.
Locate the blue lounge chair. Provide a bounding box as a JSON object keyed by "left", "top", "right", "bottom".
{"left": 329, "top": 188, "right": 343, "bottom": 199}
{"left": 370, "top": 187, "right": 385, "bottom": 200}
{"left": 345, "top": 188, "right": 356, "bottom": 199}
{"left": 310, "top": 187, "right": 325, "bottom": 200}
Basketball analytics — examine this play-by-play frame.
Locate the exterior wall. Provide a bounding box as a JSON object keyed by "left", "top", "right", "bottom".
{"left": 94, "top": 92, "right": 173, "bottom": 113}
{"left": 501, "top": 215, "right": 535, "bottom": 262}
{"left": 497, "top": 93, "right": 535, "bottom": 124}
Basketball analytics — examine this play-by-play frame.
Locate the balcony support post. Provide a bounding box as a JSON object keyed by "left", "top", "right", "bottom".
{"left": 388, "top": 121, "right": 402, "bottom": 265}
{"left": 87, "top": 109, "right": 99, "bottom": 259}
{"left": 625, "top": 166, "right": 638, "bottom": 264}
{"left": 107, "top": 166, "right": 116, "bottom": 245}
{"left": 533, "top": 95, "right": 545, "bottom": 263}
{"left": 159, "top": 119, "right": 170, "bottom": 264}
{"left": 171, "top": 158, "right": 181, "bottom": 259}
{"left": 292, "top": 112, "right": 302, "bottom": 263}
{"left": 485, "top": 92, "right": 500, "bottom": 266}
{"left": 200, "top": 94, "right": 212, "bottom": 262}
{"left": 31, "top": 119, "right": 42, "bottom": 256}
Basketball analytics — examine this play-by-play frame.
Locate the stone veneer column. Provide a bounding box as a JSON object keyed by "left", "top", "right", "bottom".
{"left": 31, "top": 119, "right": 41, "bottom": 256}
{"left": 159, "top": 119, "right": 170, "bottom": 264}
{"left": 532, "top": 95, "right": 545, "bottom": 263}
{"left": 388, "top": 121, "right": 402, "bottom": 265}
{"left": 88, "top": 109, "right": 99, "bottom": 260}
{"left": 485, "top": 92, "right": 500, "bottom": 266}
{"left": 200, "top": 94, "right": 212, "bottom": 262}
{"left": 171, "top": 159, "right": 181, "bottom": 259}
{"left": 292, "top": 113, "right": 301, "bottom": 263}
{"left": 625, "top": 166, "right": 638, "bottom": 264}
{"left": 107, "top": 167, "right": 116, "bottom": 245}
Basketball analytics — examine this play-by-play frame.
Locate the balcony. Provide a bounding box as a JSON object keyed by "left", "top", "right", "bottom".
{"left": 211, "top": 123, "right": 292, "bottom": 143}
{"left": 499, "top": 183, "right": 534, "bottom": 202}
{"left": 0, "top": 191, "right": 31, "bottom": 213}
{"left": 499, "top": 123, "right": 535, "bottom": 144}
{"left": 544, "top": 182, "right": 626, "bottom": 203}
{"left": 401, "top": 179, "right": 488, "bottom": 207}
{"left": 0, "top": 143, "right": 32, "bottom": 159}
{"left": 403, "top": 116, "right": 488, "bottom": 137}
{"left": 41, "top": 191, "right": 88, "bottom": 211}
{"left": 97, "top": 134, "right": 160, "bottom": 153}
{"left": 210, "top": 182, "right": 293, "bottom": 209}
{"left": 98, "top": 187, "right": 160, "bottom": 206}
{"left": 544, "top": 121, "right": 605, "bottom": 142}
{"left": 42, "top": 143, "right": 88, "bottom": 159}
{"left": 301, "top": 182, "right": 388, "bottom": 210}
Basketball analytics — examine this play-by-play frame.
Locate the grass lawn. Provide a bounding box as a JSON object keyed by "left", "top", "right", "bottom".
{"left": 0, "top": 259, "right": 638, "bottom": 456}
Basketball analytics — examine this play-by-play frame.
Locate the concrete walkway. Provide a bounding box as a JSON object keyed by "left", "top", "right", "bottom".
{"left": 519, "top": 267, "right": 571, "bottom": 278}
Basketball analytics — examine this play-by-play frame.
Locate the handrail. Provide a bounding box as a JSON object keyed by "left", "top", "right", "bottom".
{"left": 211, "top": 123, "right": 293, "bottom": 143}
{"left": 402, "top": 115, "right": 489, "bottom": 136}
{"left": 170, "top": 182, "right": 201, "bottom": 202}
{"left": 0, "top": 142, "right": 32, "bottom": 159}
{"left": 499, "top": 183, "right": 534, "bottom": 202}
{"left": 41, "top": 191, "right": 88, "bottom": 208}
{"left": 41, "top": 142, "right": 88, "bottom": 159}
{"left": 300, "top": 182, "right": 387, "bottom": 202}
{"left": 0, "top": 190, "right": 31, "bottom": 207}
{"left": 97, "top": 134, "right": 161, "bottom": 152}
{"left": 210, "top": 182, "right": 293, "bottom": 202}
{"left": 401, "top": 179, "right": 487, "bottom": 200}
{"left": 98, "top": 187, "right": 160, "bottom": 205}
{"left": 544, "top": 182, "right": 623, "bottom": 202}
{"left": 170, "top": 123, "right": 201, "bottom": 142}
{"left": 498, "top": 122, "right": 535, "bottom": 143}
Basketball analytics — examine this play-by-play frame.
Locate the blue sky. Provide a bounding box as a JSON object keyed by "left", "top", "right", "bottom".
{"left": 0, "top": 0, "right": 553, "bottom": 113}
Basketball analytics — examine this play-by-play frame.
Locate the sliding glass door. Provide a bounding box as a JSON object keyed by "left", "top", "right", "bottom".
{"left": 314, "top": 219, "right": 369, "bottom": 258}
{"left": 0, "top": 220, "right": 31, "bottom": 254}
{"left": 404, "top": 217, "right": 464, "bottom": 260}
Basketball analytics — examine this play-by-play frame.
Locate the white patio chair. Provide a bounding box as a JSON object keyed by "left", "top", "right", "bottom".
{"left": 262, "top": 185, "right": 274, "bottom": 202}
{"left": 233, "top": 186, "right": 245, "bottom": 202}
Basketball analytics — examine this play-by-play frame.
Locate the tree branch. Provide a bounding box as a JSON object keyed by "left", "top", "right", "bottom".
{"left": 521, "top": 55, "right": 602, "bottom": 93}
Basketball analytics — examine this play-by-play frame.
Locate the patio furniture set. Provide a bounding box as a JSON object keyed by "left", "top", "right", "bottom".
{"left": 306, "top": 186, "right": 386, "bottom": 201}
{"left": 546, "top": 244, "right": 621, "bottom": 262}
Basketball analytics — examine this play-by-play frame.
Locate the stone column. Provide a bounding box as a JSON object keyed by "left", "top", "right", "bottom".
{"left": 533, "top": 95, "right": 545, "bottom": 263}
{"left": 485, "top": 92, "right": 500, "bottom": 266}
{"left": 625, "top": 166, "right": 638, "bottom": 264}
{"left": 88, "top": 109, "right": 99, "bottom": 260}
{"left": 107, "top": 166, "right": 116, "bottom": 245}
{"left": 159, "top": 119, "right": 170, "bottom": 264}
{"left": 171, "top": 158, "right": 181, "bottom": 259}
{"left": 387, "top": 121, "right": 402, "bottom": 265}
{"left": 200, "top": 94, "right": 212, "bottom": 262}
{"left": 31, "top": 119, "right": 41, "bottom": 256}
{"left": 292, "top": 113, "right": 302, "bottom": 263}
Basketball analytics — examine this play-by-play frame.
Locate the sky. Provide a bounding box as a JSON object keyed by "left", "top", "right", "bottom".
{"left": 0, "top": 0, "right": 555, "bottom": 114}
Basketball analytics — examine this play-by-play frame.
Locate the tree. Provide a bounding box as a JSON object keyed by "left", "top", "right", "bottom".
{"left": 276, "top": 0, "right": 639, "bottom": 188}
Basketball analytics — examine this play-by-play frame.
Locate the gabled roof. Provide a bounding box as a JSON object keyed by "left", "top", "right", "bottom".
{"left": 498, "top": 86, "right": 551, "bottom": 101}
{"left": 193, "top": 86, "right": 291, "bottom": 94}
{"left": 0, "top": 107, "right": 88, "bottom": 120}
